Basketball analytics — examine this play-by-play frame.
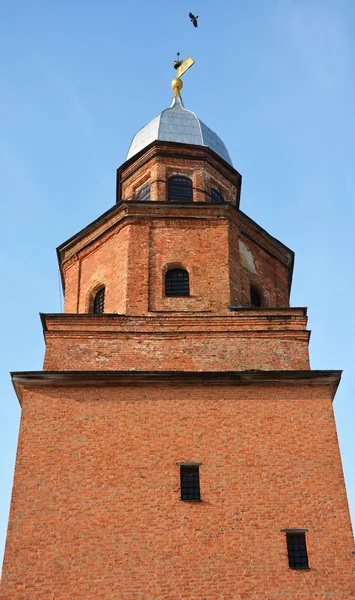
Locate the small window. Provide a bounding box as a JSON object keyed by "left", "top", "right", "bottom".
{"left": 286, "top": 532, "right": 309, "bottom": 569}
{"left": 136, "top": 184, "right": 150, "bottom": 202}
{"left": 92, "top": 287, "right": 105, "bottom": 314}
{"left": 180, "top": 465, "right": 200, "bottom": 501}
{"left": 211, "top": 188, "right": 224, "bottom": 203}
{"left": 165, "top": 268, "right": 190, "bottom": 297}
{"left": 250, "top": 285, "right": 262, "bottom": 307}
{"left": 168, "top": 176, "right": 192, "bottom": 202}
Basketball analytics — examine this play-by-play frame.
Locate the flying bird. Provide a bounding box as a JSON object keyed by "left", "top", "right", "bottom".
{"left": 189, "top": 12, "right": 198, "bottom": 27}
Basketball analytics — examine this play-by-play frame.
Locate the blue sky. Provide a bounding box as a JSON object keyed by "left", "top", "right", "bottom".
{"left": 0, "top": 0, "right": 354, "bottom": 564}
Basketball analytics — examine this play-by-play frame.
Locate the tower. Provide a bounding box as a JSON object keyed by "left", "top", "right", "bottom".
{"left": 1, "top": 63, "right": 354, "bottom": 599}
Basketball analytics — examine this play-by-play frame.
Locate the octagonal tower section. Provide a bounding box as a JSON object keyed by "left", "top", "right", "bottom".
{"left": 59, "top": 140, "right": 293, "bottom": 317}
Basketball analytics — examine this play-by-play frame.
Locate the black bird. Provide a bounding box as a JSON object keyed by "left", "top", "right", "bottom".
{"left": 189, "top": 12, "right": 198, "bottom": 27}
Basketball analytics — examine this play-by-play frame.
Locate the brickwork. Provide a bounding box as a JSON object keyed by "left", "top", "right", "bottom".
{"left": 42, "top": 311, "right": 311, "bottom": 371}
{"left": 1, "top": 378, "right": 354, "bottom": 599}
{"left": 60, "top": 205, "right": 293, "bottom": 316}
{"left": 118, "top": 142, "right": 241, "bottom": 206}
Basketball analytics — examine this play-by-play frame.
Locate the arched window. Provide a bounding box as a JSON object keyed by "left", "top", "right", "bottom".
{"left": 92, "top": 286, "right": 105, "bottom": 314}
{"left": 165, "top": 268, "right": 190, "bottom": 297}
{"left": 250, "top": 285, "right": 262, "bottom": 307}
{"left": 211, "top": 188, "right": 224, "bottom": 203}
{"left": 168, "top": 176, "right": 193, "bottom": 202}
{"left": 136, "top": 184, "right": 150, "bottom": 202}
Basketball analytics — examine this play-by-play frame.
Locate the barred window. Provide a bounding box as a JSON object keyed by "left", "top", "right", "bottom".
{"left": 286, "top": 532, "right": 309, "bottom": 569}
{"left": 165, "top": 268, "right": 190, "bottom": 297}
{"left": 136, "top": 184, "right": 150, "bottom": 202}
{"left": 168, "top": 176, "right": 193, "bottom": 202}
{"left": 250, "top": 285, "right": 262, "bottom": 307}
{"left": 92, "top": 287, "right": 105, "bottom": 314}
{"left": 180, "top": 465, "right": 200, "bottom": 501}
{"left": 211, "top": 188, "right": 224, "bottom": 203}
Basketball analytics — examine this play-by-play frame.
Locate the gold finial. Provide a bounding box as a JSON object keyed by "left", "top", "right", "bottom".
{"left": 171, "top": 77, "right": 183, "bottom": 97}
{"left": 171, "top": 54, "right": 195, "bottom": 97}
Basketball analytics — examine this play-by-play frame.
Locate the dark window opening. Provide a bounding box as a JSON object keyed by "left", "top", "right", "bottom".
{"left": 165, "top": 268, "right": 190, "bottom": 297}
{"left": 250, "top": 285, "right": 262, "bottom": 307}
{"left": 93, "top": 287, "right": 105, "bottom": 314}
{"left": 136, "top": 184, "right": 150, "bottom": 202}
{"left": 211, "top": 188, "right": 224, "bottom": 203}
{"left": 180, "top": 465, "right": 200, "bottom": 501}
{"left": 168, "top": 176, "right": 193, "bottom": 202}
{"left": 286, "top": 533, "right": 309, "bottom": 569}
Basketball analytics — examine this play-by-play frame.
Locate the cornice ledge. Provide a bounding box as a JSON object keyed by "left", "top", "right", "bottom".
{"left": 40, "top": 309, "right": 308, "bottom": 332}
{"left": 11, "top": 369, "right": 341, "bottom": 405}
{"left": 56, "top": 202, "right": 293, "bottom": 281}
{"left": 118, "top": 140, "right": 240, "bottom": 183}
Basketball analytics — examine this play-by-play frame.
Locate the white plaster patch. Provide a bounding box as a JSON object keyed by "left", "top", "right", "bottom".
{"left": 239, "top": 240, "right": 257, "bottom": 274}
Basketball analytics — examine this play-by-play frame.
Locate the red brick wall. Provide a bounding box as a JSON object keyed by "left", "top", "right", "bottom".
{"left": 43, "top": 332, "right": 310, "bottom": 371}
{"left": 237, "top": 232, "right": 290, "bottom": 307}
{"left": 42, "top": 311, "right": 310, "bottom": 371}
{"left": 1, "top": 381, "right": 354, "bottom": 599}
{"left": 64, "top": 224, "right": 130, "bottom": 314}
{"left": 60, "top": 207, "right": 292, "bottom": 316}
{"left": 119, "top": 143, "right": 240, "bottom": 206}
{"left": 147, "top": 219, "right": 230, "bottom": 312}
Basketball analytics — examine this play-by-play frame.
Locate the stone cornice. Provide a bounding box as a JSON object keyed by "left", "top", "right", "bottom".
{"left": 11, "top": 369, "right": 341, "bottom": 406}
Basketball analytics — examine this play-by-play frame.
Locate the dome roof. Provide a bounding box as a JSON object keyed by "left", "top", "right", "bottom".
{"left": 126, "top": 95, "right": 232, "bottom": 166}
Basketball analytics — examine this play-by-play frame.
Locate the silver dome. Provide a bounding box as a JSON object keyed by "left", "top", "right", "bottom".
{"left": 126, "top": 95, "right": 232, "bottom": 166}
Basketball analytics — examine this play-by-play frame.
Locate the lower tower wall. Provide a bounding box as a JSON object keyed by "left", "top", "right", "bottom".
{"left": 1, "top": 373, "right": 353, "bottom": 599}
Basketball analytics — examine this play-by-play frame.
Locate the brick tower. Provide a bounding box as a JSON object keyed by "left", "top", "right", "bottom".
{"left": 1, "top": 65, "right": 354, "bottom": 599}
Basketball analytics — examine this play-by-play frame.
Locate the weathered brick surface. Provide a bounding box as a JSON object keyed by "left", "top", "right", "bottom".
{"left": 61, "top": 205, "right": 292, "bottom": 316}
{"left": 44, "top": 333, "right": 310, "bottom": 371}
{"left": 42, "top": 311, "right": 311, "bottom": 371}
{"left": 148, "top": 220, "right": 230, "bottom": 312}
{"left": 1, "top": 381, "right": 354, "bottom": 599}
{"left": 118, "top": 142, "right": 241, "bottom": 206}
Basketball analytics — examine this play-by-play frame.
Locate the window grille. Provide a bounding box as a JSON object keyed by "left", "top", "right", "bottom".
{"left": 286, "top": 533, "right": 309, "bottom": 569}
{"left": 168, "top": 176, "right": 193, "bottom": 202}
{"left": 136, "top": 184, "right": 150, "bottom": 202}
{"left": 165, "top": 269, "right": 190, "bottom": 297}
{"left": 250, "top": 285, "right": 262, "bottom": 307}
{"left": 180, "top": 465, "right": 200, "bottom": 501}
{"left": 211, "top": 188, "right": 224, "bottom": 202}
{"left": 93, "top": 287, "right": 105, "bottom": 314}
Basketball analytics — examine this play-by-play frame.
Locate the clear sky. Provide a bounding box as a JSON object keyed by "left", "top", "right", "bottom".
{"left": 1, "top": 0, "right": 354, "bottom": 565}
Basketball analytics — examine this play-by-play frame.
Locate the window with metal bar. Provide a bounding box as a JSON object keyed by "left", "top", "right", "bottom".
{"left": 136, "top": 184, "right": 150, "bottom": 202}
{"left": 211, "top": 188, "right": 224, "bottom": 203}
{"left": 180, "top": 465, "right": 200, "bottom": 501}
{"left": 286, "top": 532, "right": 309, "bottom": 569}
{"left": 165, "top": 268, "right": 190, "bottom": 297}
{"left": 250, "top": 285, "right": 262, "bottom": 307}
{"left": 93, "top": 287, "right": 105, "bottom": 314}
{"left": 168, "top": 176, "right": 193, "bottom": 202}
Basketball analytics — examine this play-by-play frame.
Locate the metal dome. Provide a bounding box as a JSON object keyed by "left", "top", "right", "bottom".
{"left": 126, "top": 95, "right": 232, "bottom": 166}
